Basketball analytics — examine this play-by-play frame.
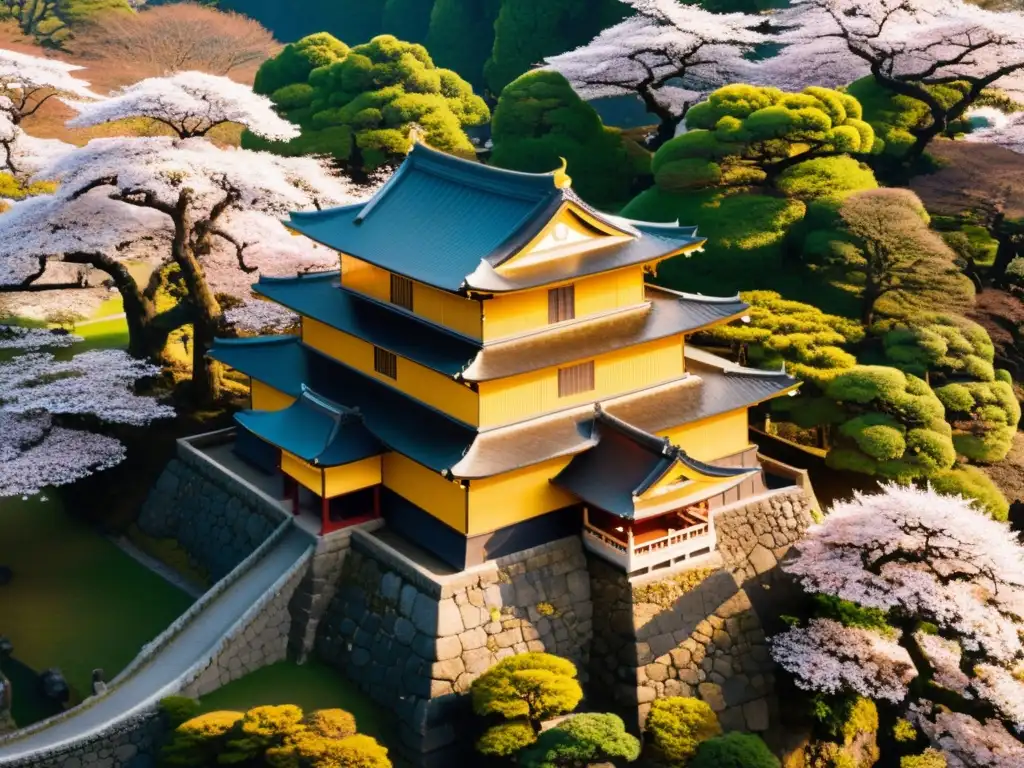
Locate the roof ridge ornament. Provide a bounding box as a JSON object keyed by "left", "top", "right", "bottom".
{"left": 552, "top": 157, "right": 572, "bottom": 189}
{"left": 407, "top": 123, "right": 427, "bottom": 150}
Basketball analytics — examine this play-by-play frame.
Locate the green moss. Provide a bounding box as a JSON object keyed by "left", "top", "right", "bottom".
{"left": 632, "top": 567, "right": 717, "bottom": 608}
{"left": 937, "top": 379, "right": 1020, "bottom": 463}
{"left": 535, "top": 601, "right": 557, "bottom": 617}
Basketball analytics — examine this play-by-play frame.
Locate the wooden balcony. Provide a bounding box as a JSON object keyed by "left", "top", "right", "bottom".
{"left": 582, "top": 504, "right": 715, "bottom": 575}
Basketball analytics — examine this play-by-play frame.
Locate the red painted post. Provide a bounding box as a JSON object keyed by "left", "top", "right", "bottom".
{"left": 373, "top": 485, "right": 381, "bottom": 519}
{"left": 320, "top": 495, "right": 329, "bottom": 536}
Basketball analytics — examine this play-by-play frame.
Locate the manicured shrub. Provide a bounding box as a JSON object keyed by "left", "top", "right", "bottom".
{"left": 476, "top": 720, "right": 537, "bottom": 757}
{"left": 644, "top": 697, "right": 722, "bottom": 766}
{"left": 901, "top": 749, "right": 948, "bottom": 768}
{"left": 881, "top": 314, "right": 996, "bottom": 383}
{"left": 519, "top": 713, "right": 641, "bottom": 768}
{"left": 936, "top": 379, "right": 1020, "bottom": 463}
{"left": 159, "top": 695, "right": 201, "bottom": 729}
{"left": 471, "top": 653, "right": 583, "bottom": 728}
{"left": 651, "top": 84, "right": 879, "bottom": 196}
{"left": 775, "top": 157, "right": 877, "bottom": 202}
{"left": 161, "top": 705, "right": 390, "bottom": 768}
{"left": 931, "top": 465, "right": 1010, "bottom": 521}
{"left": 824, "top": 366, "right": 956, "bottom": 482}
{"left": 689, "top": 732, "right": 781, "bottom": 768}
{"left": 248, "top": 33, "right": 488, "bottom": 170}
{"left": 490, "top": 70, "right": 643, "bottom": 208}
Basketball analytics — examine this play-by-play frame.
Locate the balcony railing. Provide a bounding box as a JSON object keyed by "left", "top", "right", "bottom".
{"left": 582, "top": 518, "right": 714, "bottom": 574}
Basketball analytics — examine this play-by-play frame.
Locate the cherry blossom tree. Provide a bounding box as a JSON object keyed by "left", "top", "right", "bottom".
{"left": 0, "top": 48, "right": 93, "bottom": 175}
{"left": 771, "top": 484, "right": 1024, "bottom": 763}
{"left": 0, "top": 348, "right": 175, "bottom": 497}
{"left": 749, "top": 0, "right": 1024, "bottom": 160}
{"left": 545, "top": 0, "right": 767, "bottom": 148}
{"left": 0, "top": 47, "right": 98, "bottom": 127}
{"left": 64, "top": 71, "right": 300, "bottom": 141}
{"left": 7, "top": 137, "right": 361, "bottom": 401}
{"left": 0, "top": 71, "right": 378, "bottom": 400}
{"left": 965, "top": 109, "right": 1024, "bottom": 154}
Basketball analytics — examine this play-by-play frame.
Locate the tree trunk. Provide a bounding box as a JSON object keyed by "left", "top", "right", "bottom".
{"left": 637, "top": 86, "right": 683, "bottom": 151}
{"left": 170, "top": 199, "right": 224, "bottom": 406}
{"left": 990, "top": 221, "right": 1019, "bottom": 286}
{"left": 64, "top": 253, "right": 159, "bottom": 359}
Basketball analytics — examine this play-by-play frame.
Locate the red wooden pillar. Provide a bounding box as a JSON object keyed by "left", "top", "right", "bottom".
{"left": 320, "top": 495, "right": 330, "bottom": 536}
{"left": 373, "top": 485, "right": 381, "bottom": 519}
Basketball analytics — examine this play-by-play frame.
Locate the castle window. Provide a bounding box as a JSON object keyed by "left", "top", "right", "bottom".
{"left": 374, "top": 347, "right": 397, "bottom": 379}
{"left": 390, "top": 274, "right": 414, "bottom": 311}
{"left": 548, "top": 284, "right": 575, "bottom": 324}
{"left": 558, "top": 360, "right": 594, "bottom": 397}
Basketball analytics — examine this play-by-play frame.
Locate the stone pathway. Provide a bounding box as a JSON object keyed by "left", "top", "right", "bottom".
{"left": 0, "top": 527, "right": 312, "bottom": 765}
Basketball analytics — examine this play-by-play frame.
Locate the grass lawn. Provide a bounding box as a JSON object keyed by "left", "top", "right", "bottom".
{"left": 197, "top": 661, "right": 402, "bottom": 757}
{"left": 0, "top": 495, "right": 195, "bottom": 705}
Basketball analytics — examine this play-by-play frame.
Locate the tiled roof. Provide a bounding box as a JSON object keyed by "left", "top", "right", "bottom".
{"left": 254, "top": 272, "right": 746, "bottom": 384}
{"left": 210, "top": 338, "right": 798, "bottom": 480}
{"left": 235, "top": 387, "right": 384, "bottom": 467}
{"left": 286, "top": 143, "right": 703, "bottom": 294}
{"left": 463, "top": 286, "right": 747, "bottom": 382}
{"left": 253, "top": 272, "right": 478, "bottom": 377}
{"left": 551, "top": 408, "right": 757, "bottom": 519}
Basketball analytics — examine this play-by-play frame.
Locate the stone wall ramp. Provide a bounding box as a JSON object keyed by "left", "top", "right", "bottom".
{"left": 0, "top": 526, "right": 312, "bottom": 764}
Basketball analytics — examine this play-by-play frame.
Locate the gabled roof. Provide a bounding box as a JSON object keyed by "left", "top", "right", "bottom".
{"left": 551, "top": 408, "right": 758, "bottom": 519}
{"left": 235, "top": 386, "right": 384, "bottom": 467}
{"left": 253, "top": 272, "right": 478, "bottom": 377}
{"left": 210, "top": 336, "right": 475, "bottom": 472}
{"left": 210, "top": 338, "right": 799, "bottom": 480}
{"left": 254, "top": 272, "right": 747, "bottom": 384}
{"left": 286, "top": 143, "right": 704, "bottom": 294}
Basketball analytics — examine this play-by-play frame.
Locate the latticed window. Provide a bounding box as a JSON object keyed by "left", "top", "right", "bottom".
{"left": 548, "top": 284, "right": 575, "bottom": 323}
{"left": 390, "top": 274, "right": 414, "bottom": 311}
{"left": 558, "top": 360, "right": 594, "bottom": 397}
{"left": 374, "top": 346, "right": 397, "bottom": 379}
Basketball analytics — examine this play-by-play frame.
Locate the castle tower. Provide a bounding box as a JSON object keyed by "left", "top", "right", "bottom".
{"left": 210, "top": 143, "right": 799, "bottom": 573}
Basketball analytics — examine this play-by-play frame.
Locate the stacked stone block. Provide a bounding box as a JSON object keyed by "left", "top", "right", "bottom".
{"left": 315, "top": 533, "right": 594, "bottom": 766}
{"left": 138, "top": 458, "right": 281, "bottom": 582}
{"left": 590, "top": 489, "right": 814, "bottom": 734}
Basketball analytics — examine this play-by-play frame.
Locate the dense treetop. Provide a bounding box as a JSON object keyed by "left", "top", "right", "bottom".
{"left": 248, "top": 33, "right": 488, "bottom": 170}
{"left": 490, "top": 70, "right": 643, "bottom": 208}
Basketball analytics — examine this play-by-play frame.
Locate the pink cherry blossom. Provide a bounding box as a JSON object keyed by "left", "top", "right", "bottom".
{"left": 546, "top": 0, "right": 766, "bottom": 143}
{"left": 770, "top": 618, "right": 917, "bottom": 702}
{"left": 64, "top": 71, "right": 300, "bottom": 141}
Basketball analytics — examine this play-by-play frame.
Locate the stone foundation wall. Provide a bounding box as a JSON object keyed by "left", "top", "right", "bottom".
{"left": 1, "top": 711, "right": 162, "bottom": 768}
{"left": 590, "top": 489, "right": 814, "bottom": 734}
{"left": 138, "top": 457, "right": 282, "bottom": 582}
{"left": 288, "top": 524, "right": 381, "bottom": 662}
{"left": 182, "top": 561, "right": 308, "bottom": 699}
{"left": 315, "top": 532, "right": 593, "bottom": 767}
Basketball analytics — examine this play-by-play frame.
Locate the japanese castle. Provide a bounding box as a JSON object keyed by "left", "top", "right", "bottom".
{"left": 210, "top": 142, "right": 800, "bottom": 574}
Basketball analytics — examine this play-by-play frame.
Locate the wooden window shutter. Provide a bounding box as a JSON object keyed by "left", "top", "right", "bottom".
{"left": 547, "top": 284, "right": 576, "bottom": 324}
{"left": 373, "top": 346, "right": 398, "bottom": 379}
{"left": 390, "top": 274, "right": 414, "bottom": 311}
{"left": 558, "top": 360, "right": 595, "bottom": 397}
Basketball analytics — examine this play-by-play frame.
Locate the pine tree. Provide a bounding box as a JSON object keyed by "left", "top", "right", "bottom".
{"left": 425, "top": 0, "right": 500, "bottom": 91}
{"left": 381, "top": 0, "right": 434, "bottom": 43}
